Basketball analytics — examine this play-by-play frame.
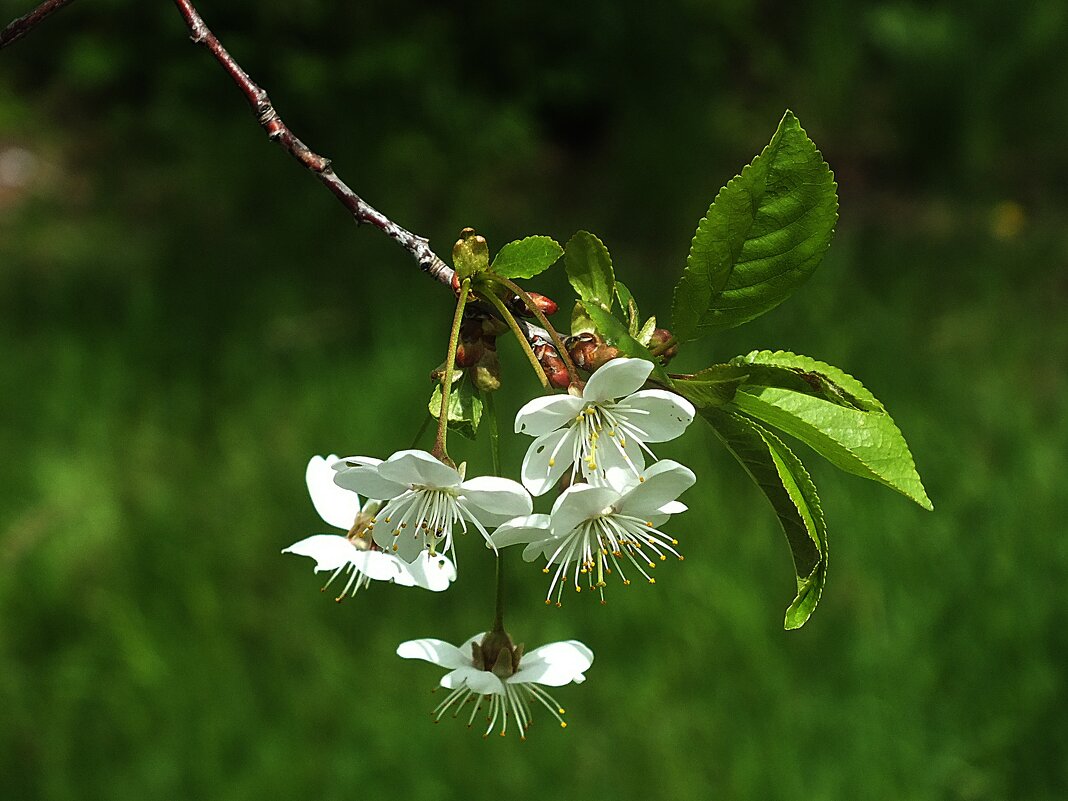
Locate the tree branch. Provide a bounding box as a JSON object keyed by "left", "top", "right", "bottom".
{"left": 1, "top": 0, "right": 566, "bottom": 366}
{"left": 0, "top": 0, "right": 76, "bottom": 50}
{"left": 170, "top": 1, "right": 566, "bottom": 356}
{"left": 171, "top": 0, "right": 453, "bottom": 284}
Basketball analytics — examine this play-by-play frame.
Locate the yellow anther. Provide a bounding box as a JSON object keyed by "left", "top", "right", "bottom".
{"left": 548, "top": 458, "right": 555, "bottom": 467}
{"left": 392, "top": 544, "right": 399, "bottom": 551}
{"left": 660, "top": 555, "right": 667, "bottom": 561}
{"left": 671, "top": 539, "right": 679, "bottom": 545}
{"left": 623, "top": 579, "right": 631, "bottom": 586}
{"left": 678, "top": 555, "right": 685, "bottom": 561}
{"left": 648, "top": 578, "right": 656, "bottom": 584}
{"left": 638, "top": 476, "right": 645, "bottom": 483}
{"left": 558, "top": 707, "right": 566, "bottom": 714}
{"left": 560, "top": 722, "right": 567, "bottom": 728}
{"left": 545, "top": 599, "right": 552, "bottom": 605}
{"left": 542, "top": 568, "right": 550, "bottom": 574}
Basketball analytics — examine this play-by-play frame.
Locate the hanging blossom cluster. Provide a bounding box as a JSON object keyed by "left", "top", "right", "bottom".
{"left": 284, "top": 356, "right": 696, "bottom": 738}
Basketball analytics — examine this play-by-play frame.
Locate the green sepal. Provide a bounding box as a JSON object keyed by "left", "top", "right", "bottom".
{"left": 636, "top": 316, "right": 657, "bottom": 346}
{"left": 724, "top": 354, "right": 932, "bottom": 510}
{"left": 702, "top": 408, "right": 828, "bottom": 629}
{"left": 672, "top": 365, "right": 749, "bottom": 408}
{"left": 570, "top": 301, "right": 596, "bottom": 337}
{"left": 581, "top": 301, "right": 672, "bottom": 386}
{"left": 428, "top": 370, "right": 483, "bottom": 440}
{"left": 615, "top": 280, "right": 640, "bottom": 335}
{"left": 565, "top": 231, "right": 615, "bottom": 312}
{"left": 453, "top": 229, "right": 490, "bottom": 281}
{"left": 672, "top": 111, "right": 838, "bottom": 340}
{"left": 489, "top": 236, "right": 563, "bottom": 280}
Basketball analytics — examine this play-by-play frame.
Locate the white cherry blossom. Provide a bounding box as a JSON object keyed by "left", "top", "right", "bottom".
{"left": 514, "top": 357, "right": 695, "bottom": 496}
{"left": 397, "top": 631, "right": 593, "bottom": 738}
{"left": 490, "top": 460, "right": 695, "bottom": 605}
{"left": 283, "top": 455, "right": 456, "bottom": 600}
{"left": 332, "top": 449, "right": 532, "bottom": 564}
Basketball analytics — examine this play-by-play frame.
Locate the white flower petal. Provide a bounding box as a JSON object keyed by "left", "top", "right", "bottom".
{"left": 592, "top": 432, "right": 647, "bottom": 487}
{"left": 356, "top": 550, "right": 414, "bottom": 582}
{"left": 459, "top": 475, "right": 533, "bottom": 525}
{"left": 404, "top": 552, "right": 457, "bottom": 592}
{"left": 510, "top": 640, "right": 594, "bottom": 687}
{"left": 377, "top": 449, "right": 461, "bottom": 489}
{"left": 397, "top": 638, "right": 471, "bottom": 669}
{"left": 489, "top": 514, "right": 551, "bottom": 549}
{"left": 618, "top": 460, "right": 696, "bottom": 516}
{"left": 282, "top": 534, "right": 359, "bottom": 572}
{"left": 522, "top": 536, "right": 562, "bottom": 562}
{"left": 521, "top": 428, "right": 574, "bottom": 496}
{"left": 334, "top": 461, "right": 408, "bottom": 500}
{"left": 659, "top": 500, "right": 688, "bottom": 515}
{"left": 615, "top": 389, "right": 696, "bottom": 442}
{"left": 441, "top": 666, "right": 506, "bottom": 695}
{"left": 514, "top": 394, "right": 586, "bottom": 436}
{"left": 331, "top": 455, "right": 381, "bottom": 471}
{"left": 305, "top": 455, "right": 363, "bottom": 530}
{"left": 582, "top": 357, "right": 653, "bottom": 403}
{"left": 549, "top": 483, "right": 621, "bottom": 538}
{"left": 387, "top": 529, "right": 426, "bottom": 563}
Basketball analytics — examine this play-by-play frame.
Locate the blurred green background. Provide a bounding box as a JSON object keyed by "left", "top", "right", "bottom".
{"left": 2, "top": 1, "right": 1066, "bottom": 799}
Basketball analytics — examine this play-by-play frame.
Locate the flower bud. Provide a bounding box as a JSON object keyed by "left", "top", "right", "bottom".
{"left": 534, "top": 342, "right": 571, "bottom": 389}
{"left": 527, "top": 291, "right": 558, "bottom": 317}
{"left": 566, "top": 333, "right": 599, "bottom": 371}
{"left": 455, "top": 340, "right": 483, "bottom": 368}
{"left": 472, "top": 349, "right": 502, "bottom": 392}
{"left": 649, "top": 328, "right": 679, "bottom": 363}
{"left": 587, "top": 343, "right": 622, "bottom": 371}
{"left": 508, "top": 290, "right": 559, "bottom": 318}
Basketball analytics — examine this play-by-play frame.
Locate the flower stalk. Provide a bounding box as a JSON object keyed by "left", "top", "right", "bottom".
{"left": 480, "top": 284, "right": 552, "bottom": 391}
{"left": 432, "top": 278, "right": 471, "bottom": 464}
{"left": 491, "top": 275, "right": 579, "bottom": 387}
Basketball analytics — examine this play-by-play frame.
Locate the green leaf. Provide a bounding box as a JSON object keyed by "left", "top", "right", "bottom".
{"left": 565, "top": 231, "right": 615, "bottom": 311}
{"left": 490, "top": 236, "right": 563, "bottom": 280}
{"left": 581, "top": 301, "right": 672, "bottom": 386}
{"left": 636, "top": 316, "right": 657, "bottom": 346}
{"left": 428, "top": 370, "right": 483, "bottom": 440}
{"left": 672, "top": 110, "right": 838, "bottom": 340}
{"left": 729, "top": 383, "right": 933, "bottom": 510}
{"left": 453, "top": 228, "right": 490, "bottom": 281}
{"left": 570, "top": 301, "right": 596, "bottom": 337}
{"left": 730, "top": 350, "right": 884, "bottom": 411}
{"left": 615, "top": 280, "right": 640, "bottom": 335}
{"left": 672, "top": 364, "right": 749, "bottom": 408}
{"left": 702, "top": 408, "right": 828, "bottom": 629}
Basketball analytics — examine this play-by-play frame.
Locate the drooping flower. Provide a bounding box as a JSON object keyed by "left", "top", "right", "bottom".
{"left": 514, "top": 357, "right": 695, "bottom": 496}
{"left": 490, "top": 460, "right": 695, "bottom": 605}
{"left": 283, "top": 455, "right": 456, "bottom": 599}
{"left": 332, "top": 449, "right": 532, "bottom": 564}
{"left": 397, "top": 630, "right": 593, "bottom": 739}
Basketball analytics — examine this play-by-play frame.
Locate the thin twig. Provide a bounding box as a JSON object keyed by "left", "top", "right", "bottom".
{"left": 1, "top": 0, "right": 567, "bottom": 358}
{"left": 170, "top": 0, "right": 452, "bottom": 283}
{"left": 0, "top": 0, "right": 76, "bottom": 49}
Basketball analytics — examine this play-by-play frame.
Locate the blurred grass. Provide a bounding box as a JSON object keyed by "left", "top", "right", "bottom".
{"left": 2, "top": 1, "right": 1068, "bottom": 799}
